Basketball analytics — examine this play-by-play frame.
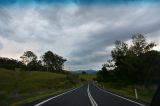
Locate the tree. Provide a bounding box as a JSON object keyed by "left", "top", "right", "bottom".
{"left": 82, "top": 71, "right": 87, "bottom": 74}
{"left": 99, "top": 33, "right": 159, "bottom": 86}
{"left": 20, "top": 51, "right": 37, "bottom": 65}
{"left": 139, "top": 51, "right": 160, "bottom": 85}
{"left": 111, "top": 40, "right": 128, "bottom": 62}
{"left": 103, "top": 60, "right": 116, "bottom": 70}
{"left": 110, "top": 34, "right": 157, "bottom": 83}
{"left": 42, "top": 51, "right": 66, "bottom": 72}
{"left": 27, "top": 60, "right": 43, "bottom": 71}
{"left": 117, "top": 54, "right": 142, "bottom": 84}
{"left": 0, "top": 57, "right": 24, "bottom": 70}
{"left": 130, "top": 34, "right": 156, "bottom": 56}
{"left": 42, "top": 51, "right": 53, "bottom": 71}
{"left": 96, "top": 64, "right": 112, "bottom": 82}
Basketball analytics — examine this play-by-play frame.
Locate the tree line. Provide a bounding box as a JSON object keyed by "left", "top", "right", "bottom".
{"left": 0, "top": 57, "right": 24, "bottom": 70}
{"left": 96, "top": 34, "right": 160, "bottom": 86}
{"left": 0, "top": 51, "right": 66, "bottom": 73}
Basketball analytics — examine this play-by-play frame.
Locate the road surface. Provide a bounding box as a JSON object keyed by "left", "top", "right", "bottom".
{"left": 28, "top": 84, "right": 145, "bottom": 106}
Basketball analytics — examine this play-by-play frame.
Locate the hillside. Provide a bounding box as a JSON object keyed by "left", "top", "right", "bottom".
{"left": 0, "top": 69, "right": 79, "bottom": 106}
{"left": 71, "top": 69, "right": 97, "bottom": 74}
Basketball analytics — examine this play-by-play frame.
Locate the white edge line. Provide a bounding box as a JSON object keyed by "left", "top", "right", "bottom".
{"left": 95, "top": 85, "right": 146, "bottom": 106}
{"left": 87, "top": 84, "right": 98, "bottom": 106}
{"left": 34, "top": 87, "right": 80, "bottom": 106}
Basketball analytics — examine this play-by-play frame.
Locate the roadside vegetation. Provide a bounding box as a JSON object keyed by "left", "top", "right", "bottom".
{"left": 0, "top": 50, "right": 81, "bottom": 106}
{"left": 0, "top": 50, "right": 67, "bottom": 73}
{"left": 96, "top": 34, "right": 160, "bottom": 104}
{"left": 97, "top": 82, "right": 155, "bottom": 104}
{"left": 0, "top": 68, "right": 80, "bottom": 106}
{"left": 0, "top": 49, "right": 96, "bottom": 106}
{"left": 79, "top": 74, "right": 96, "bottom": 82}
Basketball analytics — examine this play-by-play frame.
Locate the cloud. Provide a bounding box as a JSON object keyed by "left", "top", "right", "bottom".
{"left": 0, "top": 1, "right": 160, "bottom": 70}
{"left": 69, "top": 6, "right": 160, "bottom": 68}
{"left": 0, "top": 42, "right": 3, "bottom": 49}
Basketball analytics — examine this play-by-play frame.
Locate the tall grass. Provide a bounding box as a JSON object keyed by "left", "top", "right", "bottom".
{"left": 0, "top": 69, "right": 76, "bottom": 106}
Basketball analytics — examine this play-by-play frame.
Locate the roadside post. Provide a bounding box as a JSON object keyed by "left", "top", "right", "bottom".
{"left": 134, "top": 88, "right": 138, "bottom": 99}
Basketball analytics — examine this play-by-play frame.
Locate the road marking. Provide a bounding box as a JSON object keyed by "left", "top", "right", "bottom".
{"left": 87, "top": 84, "right": 98, "bottom": 106}
{"left": 34, "top": 87, "right": 80, "bottom": 106}
{"left": 95, "top": 85, "right": 146, "bottom": 106}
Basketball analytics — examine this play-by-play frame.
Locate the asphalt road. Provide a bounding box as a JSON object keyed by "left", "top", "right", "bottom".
{"left": 29, "top": 84, "right": 146, "bottom": 106}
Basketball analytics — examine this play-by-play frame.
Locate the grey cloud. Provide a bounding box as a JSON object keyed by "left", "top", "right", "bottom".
{"left": 69, "top": 6, "right": 160, "bottom": 68}
{"left": 69, "top": 52, "right": 107, "bottom": 65}
{"left": 36, "top": 7, "right": 63, "bottom": 29}
{"left": 75, "top": 19, "right": 160, "bottom": 56}
{"left": 0, "top": 42, "right": 3, "bottom": 49}
{"left": 0, "top": 8, "right": 13, "bottom": 38}
{"left": 0, "top": 6, "right": 58, "bottom": 44}
{"left": 0, "top": 2, "right": 160, "bottom": 70}
{"left": 0, "top": 8, "right": 11, "bottom": 24}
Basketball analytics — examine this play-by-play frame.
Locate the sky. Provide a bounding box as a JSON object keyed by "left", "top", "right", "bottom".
{"left": 0, "top": 0, "right": 160, "bottom": 71}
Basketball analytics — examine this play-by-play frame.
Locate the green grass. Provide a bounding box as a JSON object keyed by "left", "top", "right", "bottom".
{"left": 0, "top": 69, "right": 78, "bottom": 106}
{"left": 11, "top": 88, "right": 73, "bottom": 106}
{"left": 97, "top": 82, "right": 156, "bottom": 105}
{"left": 79, "top": 74, "right": 96, "bottom": 81}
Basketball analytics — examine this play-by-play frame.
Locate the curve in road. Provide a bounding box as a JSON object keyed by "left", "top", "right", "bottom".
{"left": 29, "top": 84, "right": 146, "bottom": 106}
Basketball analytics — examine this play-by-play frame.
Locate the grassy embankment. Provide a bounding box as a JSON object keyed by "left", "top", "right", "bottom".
{"left": 97, "top": 82, "right": 156, "bottom": 105}
{"left": 0, "top": 69, "right": 80, "bottom": 106}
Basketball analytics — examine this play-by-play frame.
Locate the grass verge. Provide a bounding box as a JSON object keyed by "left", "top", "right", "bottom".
{"left": 96, "top": 82, "right": 156, "bottom": 105}
{"left": 0, "top": 69, "right": 80, "bottom": 106}
{"left": 11, "top": 87, "right": 75, "bottom": 106}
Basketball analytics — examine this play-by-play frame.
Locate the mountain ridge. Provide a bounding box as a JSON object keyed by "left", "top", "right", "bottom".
{"left": 70, "top": 69, "right": 97, "bottom": 74}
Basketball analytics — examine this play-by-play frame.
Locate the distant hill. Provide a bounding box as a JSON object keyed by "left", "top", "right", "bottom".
{"left": 71, "top": 69, "right": 97, "bottom": 74}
